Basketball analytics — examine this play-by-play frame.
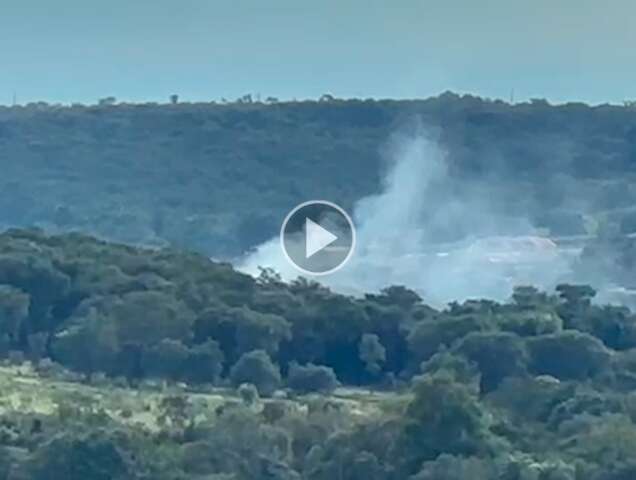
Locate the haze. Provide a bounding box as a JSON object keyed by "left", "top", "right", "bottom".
{"left": 1, "top": 0, "right": 635, "bottom": 105}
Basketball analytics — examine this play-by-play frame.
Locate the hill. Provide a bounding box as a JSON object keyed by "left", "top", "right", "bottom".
{"left": 3, "top": 94, "right": 636, "bottom": 257}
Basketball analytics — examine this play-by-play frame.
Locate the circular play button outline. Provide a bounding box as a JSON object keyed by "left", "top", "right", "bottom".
{"left": 280, "top": 200, "right": 356, "bottom": 276}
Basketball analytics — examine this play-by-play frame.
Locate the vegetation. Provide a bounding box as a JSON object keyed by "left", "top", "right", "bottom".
{"left": 4, "top": 94, "right": 636, "bottom": 257}
{"left": 4, "top": 92, "right": 636, "bottom": 477}
{"left": 0, "top": 229, "right": 634, "bottom": 477}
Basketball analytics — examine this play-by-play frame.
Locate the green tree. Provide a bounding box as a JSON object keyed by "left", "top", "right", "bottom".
{"left": 411, "top": 454, "right": 497, "bottom": 480}
{"left": 420, "top": 350, "right": 481, "bottom": 389}
{"left": 453, "top": 331, "right": 528, "bottom": 392}
{"left": 358, "top": 333, "right": 386, "bottom": 376}
{"left": 287, "top": 362, "right": 339, "bottom": 394}
{"left": 24, "top": 432, "right": 132, "bottom": 480}
{"left": 407, "top": 313, "right": 491, "bottom": 367}
{"left": 230, "top": 350, "right": 281, "bottom": 396}
{"left": 108, "top": 291, "right": 195, "bottom": 346}
{"left": 194, "top": 305, "right": 290, "bottom": 361}
{"left": 141, "top": 339, "right": 189, "bottom": 380}
{"left": 555, "top": 284, "right": 596, "bottom": 330}
{"left": 395, "top": 373, "right": 492, "bottom": 473}
{"left": 0, "top": 285, "right": 30, "bottom": 341}
{"left": 527, "top": 331, "right": 611, "bottom": 380}
{"left": 50, "top": 309, "right": 119, "bottom": 375}
{"left": 183, "top": 339, "right": 224, "bottom": 384}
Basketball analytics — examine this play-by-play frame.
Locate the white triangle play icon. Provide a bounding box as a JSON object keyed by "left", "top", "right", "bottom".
{"left": 305, "top": 218, "right": 338, "bottom": 259}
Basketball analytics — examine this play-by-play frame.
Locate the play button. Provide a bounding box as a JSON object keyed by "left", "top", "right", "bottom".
{"left": 281, "top": 200, "right": 356, "bottom": 275}
{"left": 305, "top": 218, "right": 338, "bottom": 258}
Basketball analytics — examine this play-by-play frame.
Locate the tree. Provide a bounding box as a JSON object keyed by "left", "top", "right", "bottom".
{"left": 98, "top": 96, "right": 117, "bottom": 106}
{"left": 556, "top": 284, "right": 597, "bottom": 330}
{"left": 183, "top": 339, "right": 224, "bottom": 384}
{"left": 497, "top": 310, "right": 563, "bottom": 337}
{"left": 411, "top": 454, "right": 497, "bottom": 480}
{"left": 527, "top": 331, "right": 611, "bottom": 380}
{"left": 453, "top": 331, "right": 528, "bottom": 393}
{"left": 420, "top": 350, "right": 481, "bottom": 390}
{"left": 140, "top": 339, "right": 189, "bottom": 380}
{"left": 366, "top": 286, "right": 422, "bottom": 309}
{"left": 230, "top": 350, "right": 281, "bottom": 396}
{"left": 0, "top": 285, "right": 29, "bottom": 341}
{"left": 107, "top": 291, "right": 195, "bottom": 346}
{"left": 511, "top": 285, "right": 551, "bottom": 309}
{"left": 0, "top": 253, "right": 70, "bottom": 332}
{"left": 395, "top": 373, "right": 492, "bottom": 472}
{"left": 24, "top": 432, "right": 132, "bottom": 480}
{"left": 27, "top": 332, "right": 48, "bottom": 361}
{"left": 547, "top": 389, "right": 624, "bottom": 429}
{"left": 407, "top": 313, "right": 491, "bottom": 367}
{"left": 169, "top": 94, "right": 179, "bottom": 105}
{"left": 50, "top": 309, "right": 119, "bottom": 375}
{"left": 488, "top": 376, "right": 572, "bottom": 423}
{"left": 576, "top": 305, "right": 636, "bottom": 351}
{"left": 287, "top": 362, "right": 339, "bottom": 394}
{"left": 358, "top": 333, "right": 386, "bottom": 376}
{"left": 238, "top": 383, "right": 259, "bottom": 405}
{"left": 556, "top": 284, "right": 596, "bottom": 316}
{"left": 556, "top": 284, "right": 596, "bottom": 306}
{"left": 194, "top": 305, "right": 290, "bottom": 360}
{"left": 234, "top": 309, "right": 291, "bottom": 357}
{"left": 561, "top": 414, "right": 636, "bottom": 474}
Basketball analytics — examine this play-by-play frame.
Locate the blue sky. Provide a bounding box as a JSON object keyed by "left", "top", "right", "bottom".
{"left": 1, "top": 0, "right": 634, "bottom": 105}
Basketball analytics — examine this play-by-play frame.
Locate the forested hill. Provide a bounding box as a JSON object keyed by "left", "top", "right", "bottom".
{"left": 3, "top": 94, "right": 636, "bottom": 256}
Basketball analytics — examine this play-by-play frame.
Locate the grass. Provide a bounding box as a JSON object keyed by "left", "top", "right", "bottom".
{"left": 0, "top": 363, "right": 403, "bottom": 434}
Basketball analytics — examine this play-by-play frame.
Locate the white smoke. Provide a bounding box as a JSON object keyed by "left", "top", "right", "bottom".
{"left": 238, "top": 129, "right": 572, "bottom": 306}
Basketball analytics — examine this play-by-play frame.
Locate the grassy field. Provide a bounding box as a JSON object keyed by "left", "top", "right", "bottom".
{"left": 0, "top": 363, "right": 403, "bottom": 435}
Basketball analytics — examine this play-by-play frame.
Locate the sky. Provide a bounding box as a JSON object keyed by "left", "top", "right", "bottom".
{"left": 1, "top": 0, "right": 635, "bottom": 105}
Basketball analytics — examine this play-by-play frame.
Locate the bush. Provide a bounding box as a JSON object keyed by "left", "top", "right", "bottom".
{"left": 238, "top": 383, "right": 259, "bottom": 405}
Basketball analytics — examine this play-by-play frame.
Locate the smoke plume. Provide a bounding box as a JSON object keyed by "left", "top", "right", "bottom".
{"left": 238, "top": 129, "right": 572, "bottom": 306}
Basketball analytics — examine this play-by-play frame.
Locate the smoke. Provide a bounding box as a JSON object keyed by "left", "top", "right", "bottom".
{"left": 238, "top": 128, "right": 572, "bottom": 306}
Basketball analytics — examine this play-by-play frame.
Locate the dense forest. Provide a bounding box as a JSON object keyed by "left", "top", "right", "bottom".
{"left": 0, "top": 229, "right": 635, "bottom": 478}
{"left": 3, "top": 94, "right": 636, "bottom": 259}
